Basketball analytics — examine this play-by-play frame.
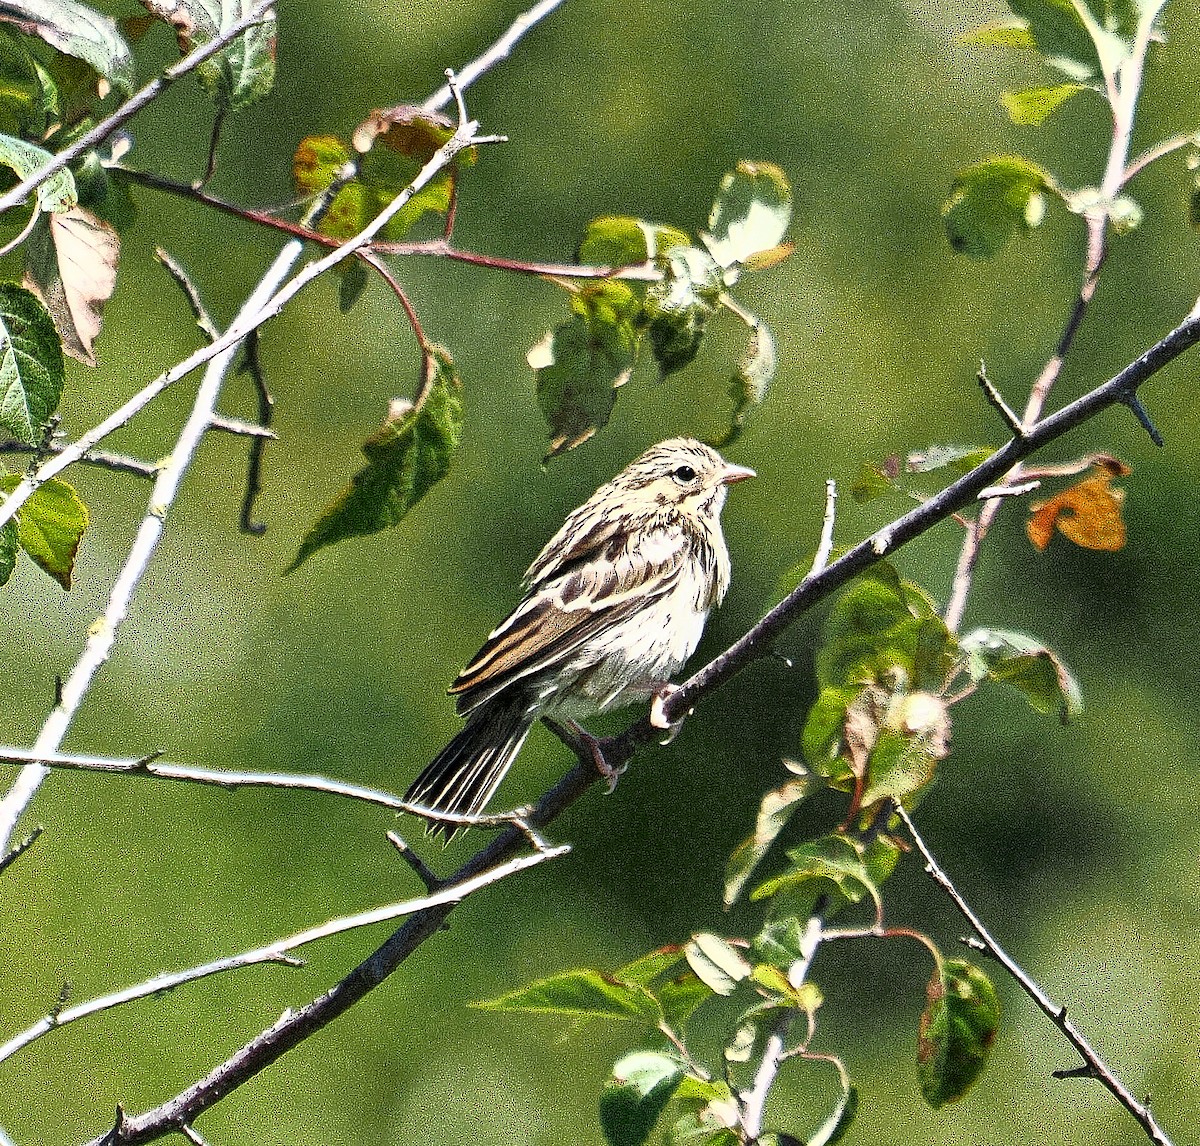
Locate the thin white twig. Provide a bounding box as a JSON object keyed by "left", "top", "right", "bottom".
{"left": 421, "top": 0, "right": 569, "bottom": 112}
{"left": 0, "top": 0, "right": 276, "bottom": 217}
{"left": 808, "top": 480, "right": 837, "bottom": 578}
{"left": 0, "top": 845, "right": 567, "bottom": 1067}
{"left": 0, "top": 243, "right": 297, "bottom": 854}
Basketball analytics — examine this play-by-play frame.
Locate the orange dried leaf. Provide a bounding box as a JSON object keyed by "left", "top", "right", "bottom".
{"left": 1026, "top": 464, "right": 1129, "bottom": 552}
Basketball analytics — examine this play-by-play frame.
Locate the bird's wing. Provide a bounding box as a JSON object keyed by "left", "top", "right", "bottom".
{"left": 450, "top": 523, "right": 687, "bottom": 713}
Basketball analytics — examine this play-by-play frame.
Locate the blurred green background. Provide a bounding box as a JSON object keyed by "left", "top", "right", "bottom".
{"left": 2, "top": 0, "right": 1199, "bottom": 1142}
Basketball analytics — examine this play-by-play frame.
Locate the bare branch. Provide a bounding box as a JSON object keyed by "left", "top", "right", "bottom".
{"left": 0, "top": 439, "right": 158, "bottom": 479}
{"left": 897, "top": 806, "right": 1175, "bottom": 1146}
{"left": 0, "top": 242, "right": 299, "bottom": 855}
{"left": 0, "top": 845, "right": 567, "bottom": 1069}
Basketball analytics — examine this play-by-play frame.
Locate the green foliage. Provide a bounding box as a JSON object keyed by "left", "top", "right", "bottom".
{"left": 0, "top": 0, "right": 135, "bottom": 98}
{"left": 290, "top": 347, "right": 463, "bottom": 570}
{"left": 0, "top": 282, "right": 65, "bottom": 445}
{"left": 917, "top": 960, "right": 1001, "bottom": 1108}
{"left": 293, "top": 107, "right": 471, "bottom": 242}
{"left": 532, "top": 162, "right": 792, "bottom": 456}
{"left": 643, "top": 245, "right": 723, "bottom": 378}
{"left": 959, "top": 628, "right": 1083, "bottom": 721}
{"left": 701, "top": 159, "right": 793, "bottom": 275}
{"left": 530, "top": 279, "right": 640, "bottom": 458}
{"left": 600, "top": 1051, "right": 686, "bottom": 1146}
{"left": 141, "top": 0, "right": 277, "bottom": 112}
{"left": 0, "top": 472, "right": 88, "bottom": 588}
{"left": 0, "top": 134, "right": 76, "bottom": 213}
{"left": 943, "top": 156, "right": 1055, "bottom": 258}
{"left": 474, "top": 967, "right": 664, "bottom": 1025}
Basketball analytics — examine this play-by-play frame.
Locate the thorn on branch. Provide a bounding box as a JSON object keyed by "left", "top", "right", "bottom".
{"left": 977, "top": 361, "right": 1025, "bottom": 437}
{"left": 1121, "top": 391, "right": 1165, "bottom": 447}
{"left": 1053, "top": 1062, "right": 1099, "bottom": 1081}
{"left": 156, "top": 247, "right": 220, "bottom": 344}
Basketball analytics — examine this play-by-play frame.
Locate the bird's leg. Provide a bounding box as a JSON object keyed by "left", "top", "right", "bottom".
{"left": 543, "top": 717, "right": 627, "bottom": 792}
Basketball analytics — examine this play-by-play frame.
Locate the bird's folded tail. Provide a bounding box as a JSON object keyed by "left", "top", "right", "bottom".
{"left": 404, "top": 695, "right": 534, "bottom": 840}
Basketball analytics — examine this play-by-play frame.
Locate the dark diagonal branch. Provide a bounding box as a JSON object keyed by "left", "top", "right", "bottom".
{"left": 84, "top": 302, "right": 1200, "bottom": 1145}
{"left": 897, "top": 806, "right": 1173, "bottom": 1146}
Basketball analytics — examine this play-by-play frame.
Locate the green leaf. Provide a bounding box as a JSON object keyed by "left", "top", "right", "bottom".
{"left": 578, "top": 215, "right": 690, "bottom": 266}
{"left": 289, "top": 347, "right": 463, "bottom": 571}
{"left": 473, "top": 968, "right": 663, "bottom": 1025}
{"left": 959, "top": 19, "right": 1037, "bottom": 48}
{"left": 943, "top": 156, "right": 1056, "bottom": 258}
{"left": 1000, "top": 83, "right": 1088, "bottom": 125}
{"left": 0, "top": 0, "right": 134, "bottom": 96}
{"left": 800, "top": 685, "right": 859, "bottom": 780}
{"left": 141, "top": 0, "right": 276, "bottom": 112}
{"left": 814, "top": 567, "right": 949, "bottom": 691}
{"left": 0, "top": 30, "right": 52, "bottom": 136}
{"left": 724, "top": 767, "right": 823, "bottom": 907}
{"left": 702, "top": 160, "right": 792, "bottom": 272}
{"left": 293, "top": 108, "right": 467, "bottom": 242}
{"left": 600, "top": 1051, "right": 686, "bottom": 1146}
{"left": 1005, "top": 0, "right": 1104, "bottom": 81}
{"left": 642, "top": 245, "right": 722, "bottom": 377}
{"left": 0, "top": 518, "right": 18, "bottom": 586}
{"left": 959, "top": 628, "right": 1082, "bottom": 721}
{"left": 614, "top": 947, "right": 712, "bottom": 1033}
{"left": 531, "top": 279, "right": 640, "bottom": 458}
{"left": 905, "top": 444, "right": 996, "bottom": 475}
{"left": 750, "top": 833, "right": 880, "bottom": 916}
{"left": 917, "top": 959, "right": 1001, "bottom": 1108}
{"left": 717, "top": 317, "right": 775, "bottom": 448}
{"left": 683, "top": 934, "right": 752, "bottom": 996}
{"left": 0, "top": 281, "right": 64, "bottom": 444}
{"left": 0, "top": 133, "right": 75, "bottom": 213}
{"left": 0, "top": 473, "right": 86, "bottom": 587}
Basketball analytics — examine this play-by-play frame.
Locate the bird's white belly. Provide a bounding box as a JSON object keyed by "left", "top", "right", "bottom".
{"left": 543, "top": 579, "right": 709, "bottom": 718}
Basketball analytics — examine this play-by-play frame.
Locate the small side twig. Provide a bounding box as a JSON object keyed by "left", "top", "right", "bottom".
{"left": 386, "top": 830, "right": 443, "bottom": 892}
{"left": 0, "top": 845, "right": 567, "bottom": 1069}
{"left": 0, "top": 824, "right": 42, "bottom": 877}
{"left": 236, "top": 331, "right": 273, "bottom": 535}
{"left": 976, "top": 361, "right": 1024, "bottom": 437}
{"left": 897, "top": 805, "right": 1175, "bottom": 1146}
{"left": 0, "top": 439, "right": 158, "bottom": 479}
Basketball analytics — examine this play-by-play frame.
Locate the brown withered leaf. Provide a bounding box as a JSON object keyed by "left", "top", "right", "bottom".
{"left": 1026, "top": 459, "right": 1130, "bottom": 552}
{"left": 23, "top": 206, "right": 120, "bottom": 365}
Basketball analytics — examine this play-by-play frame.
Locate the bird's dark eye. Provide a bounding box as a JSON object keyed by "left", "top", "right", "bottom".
{"left": 672, "top": 464, "right": 696, "bottom": 483}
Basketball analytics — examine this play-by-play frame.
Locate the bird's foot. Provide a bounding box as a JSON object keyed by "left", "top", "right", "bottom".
{"left": 649, "top": 683, "right": 688, "bottom": 743}
{"left": 568, "top": 720, "right": 626, "bottom": 793}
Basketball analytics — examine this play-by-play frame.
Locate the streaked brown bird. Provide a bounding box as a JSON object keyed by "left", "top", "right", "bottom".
{"left": 405, "top": 437, "right": 754, "bottom": 836}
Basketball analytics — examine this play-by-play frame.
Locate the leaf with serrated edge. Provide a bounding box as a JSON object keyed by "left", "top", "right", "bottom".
{"left": 0, "top": 133, "right": 75, "bottom": 212}
{"left": 643, "top": 245, "right": 722, "bottom": 377}
{"left": 140, "top": 0, "right": 276, "bottom": 111}
{"left": 473, "top": 968, "right": 663, "bottom": 1025}
{"left": 0, "top": 473, "right": 87, "bottom": 588}
{"left": 918, "top": 959, "right": 1000, "bottom": 1108}
{"left": 702, "top": 160, "right": 792, "bottom": 270}
{"left": 289, "top": 347, "right": 463, "bottom": 570}
{"left": 0, "top": 0, "right": 134, "bottom": 95}
{"left": 23, "top": 206, "right": 119, "bottom": 365}
{"left": 0, "top": 282, "right": 64, "bottom": 444}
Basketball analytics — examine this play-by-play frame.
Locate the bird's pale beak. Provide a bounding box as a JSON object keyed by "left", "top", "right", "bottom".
{"left": 721, "top": 462, "right": 756, "bottom": 485}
